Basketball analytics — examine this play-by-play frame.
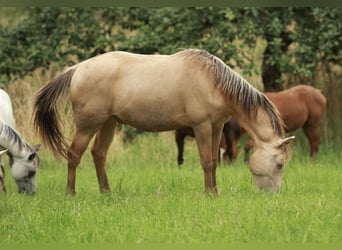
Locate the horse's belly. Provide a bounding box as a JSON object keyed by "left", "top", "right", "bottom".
{"left": 114, "top": 111, "right": 186, "bottom": 132}
{"left": 113, "top": 100, "right": 189, "bottom": 131}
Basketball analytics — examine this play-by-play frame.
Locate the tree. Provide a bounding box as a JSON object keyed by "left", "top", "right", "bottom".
{"left": 0, "top": 7, "right": 340, "bottom": 90}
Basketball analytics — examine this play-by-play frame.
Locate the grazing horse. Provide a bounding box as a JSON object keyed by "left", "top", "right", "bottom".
{"left": 225, "top": 85, "right": 326, "bottom": 162}
{"left": 33, "top": 49, "right": 294, "bottom": 195}
{"left": 0, "top": 89, "right": 40, "bottom": 194}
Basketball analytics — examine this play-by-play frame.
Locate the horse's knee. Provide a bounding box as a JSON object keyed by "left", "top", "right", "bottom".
{"left": 212, "top": 159, "right": 218, "bottom": 168}
{"left": 200, "top": 160, "right": 215, "bottom": 172}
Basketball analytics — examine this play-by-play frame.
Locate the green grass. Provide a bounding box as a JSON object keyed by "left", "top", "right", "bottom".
{"left": 1, "top": 132, "right": 341, "bottom": 243}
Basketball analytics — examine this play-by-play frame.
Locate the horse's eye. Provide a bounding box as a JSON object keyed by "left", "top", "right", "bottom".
{"left": 28, "top": 153, "right": 36, "bottom": 161}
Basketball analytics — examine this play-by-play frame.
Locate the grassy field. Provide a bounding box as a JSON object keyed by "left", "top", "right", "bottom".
{"left": 1, "top": 132, "right": 341, "bottom": 243}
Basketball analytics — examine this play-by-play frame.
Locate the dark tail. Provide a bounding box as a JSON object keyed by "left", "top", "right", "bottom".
{"left": 33, "top": 68, "right": 76, "bottom": 159}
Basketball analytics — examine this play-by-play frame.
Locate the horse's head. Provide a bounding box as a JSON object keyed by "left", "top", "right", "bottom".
{"left": 9, "top": 145, "right": 40, "bottom": 195}
{"left": 249, "top": 136, "right": 295, "bottom": 192}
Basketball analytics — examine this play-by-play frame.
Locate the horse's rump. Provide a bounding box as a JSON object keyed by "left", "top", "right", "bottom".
{"left": 266, "top": 85, "right": 326, "bottom": 131}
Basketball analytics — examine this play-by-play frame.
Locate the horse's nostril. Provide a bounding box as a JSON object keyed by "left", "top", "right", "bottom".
{"left": 27, "top": 170, "right": 36, "bottom": 178}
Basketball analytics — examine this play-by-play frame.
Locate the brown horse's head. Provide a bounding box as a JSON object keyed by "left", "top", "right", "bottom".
{"left": 249, "top": 136, "right": 295, "bottom": 192}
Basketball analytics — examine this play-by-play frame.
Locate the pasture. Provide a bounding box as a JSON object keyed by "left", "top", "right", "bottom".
{"left": 1, "top": 131, "right": 341, "bottom": 243}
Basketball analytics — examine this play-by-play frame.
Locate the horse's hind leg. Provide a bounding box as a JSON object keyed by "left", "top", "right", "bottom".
{"left": 91, "top": 117, "right": 117, "bottom": 193}
{"left": 303, "top": 123, "right": 321, "bottom": 158}
{"left": 67, "top": 129, "right": 96, "bottom": 195}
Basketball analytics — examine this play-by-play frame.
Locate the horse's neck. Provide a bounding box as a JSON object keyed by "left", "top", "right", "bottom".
{"left": 0, "top": 122, "right": 27, "bottom": 157}
{"left": 233, "top": 109, "right": 277, "bottom": 144}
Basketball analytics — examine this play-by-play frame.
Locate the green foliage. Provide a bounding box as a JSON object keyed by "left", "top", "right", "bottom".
{"left": 1, "top": 7, "right": 340, "bottom": 86}
{"left": 290, "top": 8, "right": 342, "bottom": 79}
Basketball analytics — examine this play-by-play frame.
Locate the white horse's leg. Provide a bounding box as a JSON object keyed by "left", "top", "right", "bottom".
{"left": 0, "top": 162, "right": 6, "bottom": 193}
{"left": 0, "top": 150, "right": 8, "bottom": 193}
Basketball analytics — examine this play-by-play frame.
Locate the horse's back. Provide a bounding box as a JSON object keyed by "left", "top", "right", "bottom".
{"left": 301, "top": 85, "right": 326, "bottom": 121}
{"left": 69, "top": 51, "right": 227, "bottom": 131}
{"left": 0, "top": 89, "right": 16, "bottom": 128}
{"left": 289, "top": 85, "right": 326, "bottom": 117}
{"left": 266, "top": 85, "right": 326, "bottom": 131}
{"left": 266, "top": 87, "right": 308, "bottom": 131}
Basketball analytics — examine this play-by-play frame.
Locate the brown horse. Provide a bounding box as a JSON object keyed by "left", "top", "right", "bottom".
{"left": 175, "top": 121, "right": 245, "bottom": 165}
{"left": 33, "top": 49, "right": 294, "bottom": 195}
{"left": 226, "top": 85, "right": 326, "bottom": 162}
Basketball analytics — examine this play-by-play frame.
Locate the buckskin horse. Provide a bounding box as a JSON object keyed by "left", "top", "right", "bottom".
{"left": 33, "top": 49, "right": 294, "bottom": 195}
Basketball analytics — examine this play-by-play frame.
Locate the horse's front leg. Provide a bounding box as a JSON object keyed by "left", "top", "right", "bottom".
{"left": 175, "top": 130, "right": 186, "bottom": 166}
{"left": 0, "top": 153, "right": 7, "bottom": 193}
{"left": 211, "top": 123, "right": 224, "bottom": 189}
{"left": 0, "top": 164, "right": 6, "bottom": 193}
{"left": 193, "top": 122, "right": 216, "bottom": 194}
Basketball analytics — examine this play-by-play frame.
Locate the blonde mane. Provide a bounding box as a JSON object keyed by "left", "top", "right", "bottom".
{"left": 180, "top": 49, "right": 286, "bottom": 139}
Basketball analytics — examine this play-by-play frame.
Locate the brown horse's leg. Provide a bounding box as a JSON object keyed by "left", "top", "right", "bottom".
{"left": 303, "top": 124, "right": 320, "bottom": 158}
{"left": 244, "top": 139, "right": 254, "bottom": 163}
{"left": 218, "top": 135, "right": 228, "bottom": 163}
{"left": 232, "top": 140, "right": 239, "bottom": 161}
{"left": 67, "top": 129, "right": 96, "bottom": 195}
{"left": 91, "top": 117, "right": 117, "bottom": 193}
{"left": 211, "top": 124, "right": 224, "bottom": 189}
{"left": 175, "top": 130, "right": 186, "bottom": 165}
{"left": 222, "top": 123, "right": 234, "bottom": 163}
{"left": 193, "top": 122, "right": 216, "bottom": 193}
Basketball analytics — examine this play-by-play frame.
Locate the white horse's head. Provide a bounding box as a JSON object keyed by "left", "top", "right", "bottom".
{"left": 9, "top": 145, "right": 40, "bottom": 195}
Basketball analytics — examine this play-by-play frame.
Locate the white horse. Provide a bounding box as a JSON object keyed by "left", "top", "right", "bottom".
{"left": 0, "top": 89, "right": 40, "bottom": 194}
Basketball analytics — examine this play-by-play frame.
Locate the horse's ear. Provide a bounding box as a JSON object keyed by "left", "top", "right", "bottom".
{"left": 0, "top": 149, "right": 8, "bottom": 156}
{"left": 278, "top": 136, "right": 295, "bottom": 147}
{"left": 33, "top": 144, "right": 41, "bottom": 152}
